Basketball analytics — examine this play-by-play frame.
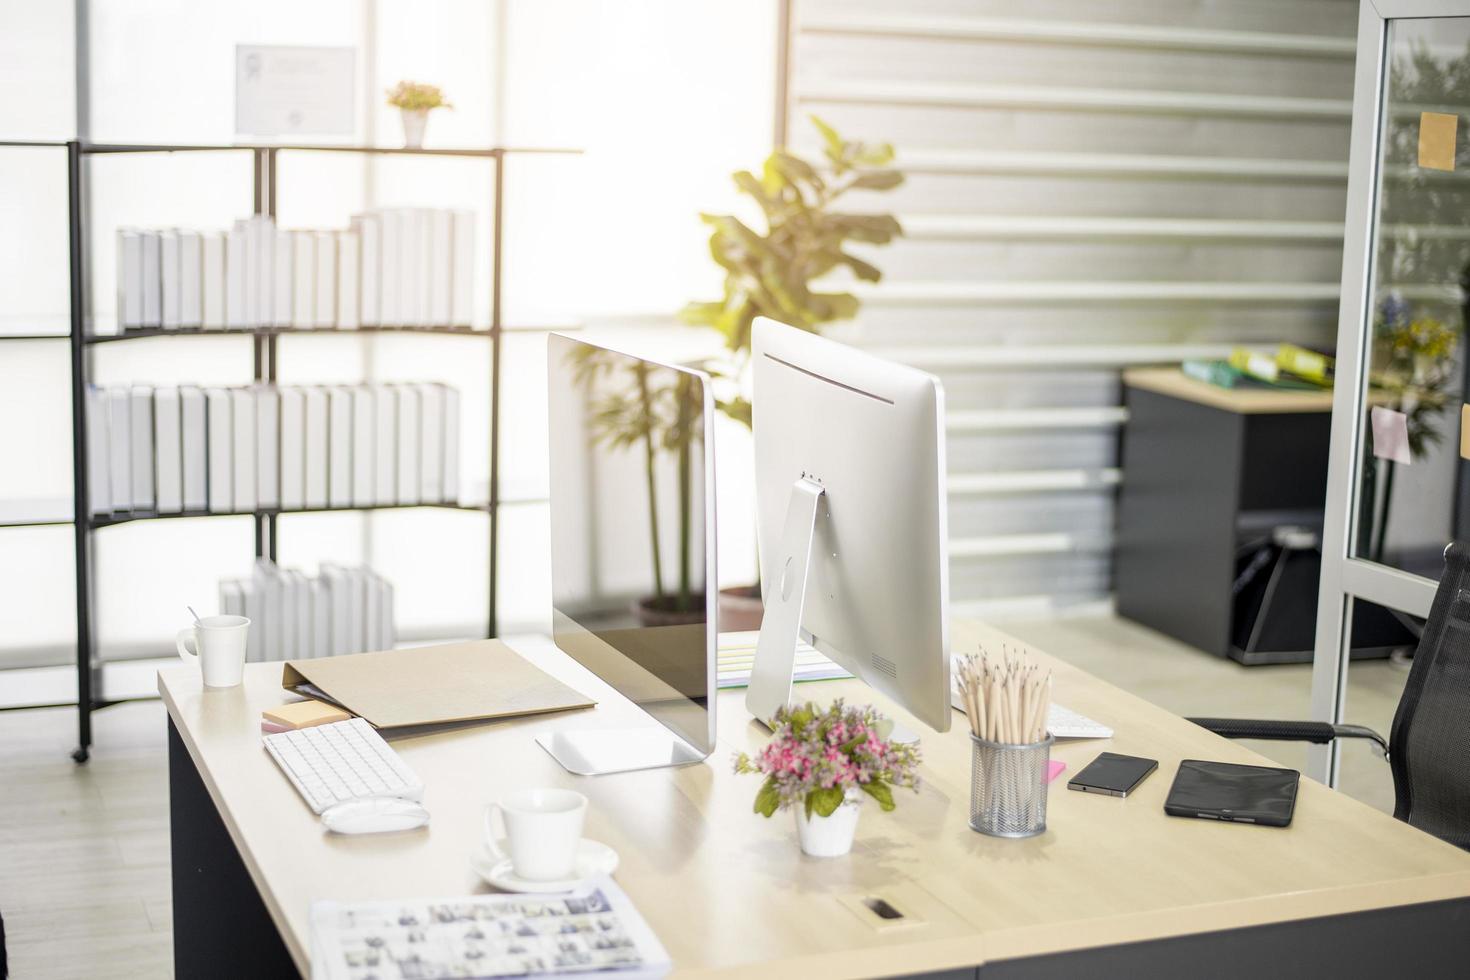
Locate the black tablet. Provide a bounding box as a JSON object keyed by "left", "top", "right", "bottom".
{"left": 1164, "top": 759, "right": 1300, "bottom": 827}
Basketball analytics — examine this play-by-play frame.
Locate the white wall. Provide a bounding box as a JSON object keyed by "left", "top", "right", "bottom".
{"left": 0, "top": 0, "right": 777, "bottom": 668}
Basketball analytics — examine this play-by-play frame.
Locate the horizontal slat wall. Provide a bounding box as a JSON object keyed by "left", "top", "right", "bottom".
{"left": 783, "top": 0, "right": 1357, "bottom": 616}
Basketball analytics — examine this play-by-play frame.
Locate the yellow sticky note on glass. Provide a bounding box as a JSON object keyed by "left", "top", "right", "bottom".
{"left": 1461, "top": 404, "right": 1470, "bottom": 460}
{"left": 1418, "top": 111, "right": 1458, "bottom": 171}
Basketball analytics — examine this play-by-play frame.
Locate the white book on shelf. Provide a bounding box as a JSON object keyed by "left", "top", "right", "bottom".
{"left": 363, "top": 567, "right": 381, "bottom": 652}
{"left": 313, "top": 230, "right": 337, "bottom": 328}
{"left": 117, "top": 229, "right": 143, "bottom": 332}
{"left": 406, "top": 208, "right": 430, "bottom": 327}
{"left": 416, "top": 382, "right": 444, "bottom": 503}
{"left": 379, "top": 208, "right": 403, "bottom": 326}
{"left": 153, "top": 387, "right": 183, "bottom": 514}
{"left": 254, "top": 216, "right": 275, "bottom": 329}
{"left": 288, "top": 569, "right": 311, "bottom": 660}
{"left": 291, "top": 229, "right": 314, "bottom": 329}
{"left": 319, "top": 563, "right": 351, "bottom": 656}
{"left": 201, "top": 230, "right": 226, "bottom": 329}
{"left": 204, "top": 387, "right": 233, "bottom": 513}
{"left": 308, "top": 574, "right": 329, "bottom": 658}
{"left": 350, "top": 213, "right": 381, "bottom": 327}
{"left": 219, "top": 579, "right": 243, "bottom": 618}
{"left": 274, "top": 564, "right": 297, "bottom": 662}
{"left": 378, "top": 572, "right": 395, "bottom": 648}
{"left": 336, "top": 229, "right": 360, "bottom": 330}
{"left": 441, "top": 383, "right": 460, "bottom": 504}
{"left": 278, "top": 386, "right": 305, "bottom": 511}
{"left": 395, "top": 384, "right": 421, "bottom": 506}
{"left": 429, "top": 209, "right": 453, "bottom": 327}
{"left": 159, "top": 230, "right": 182, "bottom": 330}
{"left": 129, "top": 386, "right": 155, "bottom": 511}
{"left": 327, "top": 386, "right": 352, "bottom": 508}
{"left": 372, "top": 384, "right": 396, "bottom": 506}
{"left": 255, "top": 385, "right": 280, "bottom": 510}
{"left": 346, "top": 565, "right": 366, "bottom": 654}
{"left": 225, "top": 222, "right": 248, "bottom": 330}
{"left": 86, "top": 385, "right": 112, "bottom": 516}
{"left": 177, "top": 230, "right": 203, "bottom": 329}
{"left": 231, "top": 387, "right": 257, "bottom": 512}
{"left": 303, "top": 386, "right": 329, "bottom": 509}
{"left": 241, "top": 218, "right": 258, "bottom": 329}
{"left": 450, "top": 209, "right": 476, "bottom": 328}
{"left": 253, "top": 560, "right": 282, "bottom": 661}
{"left": 180, "top": 385, "right": 208, "bottom": 512}
{"left": 273, "top": 226, "right": 293, "bottom": 328}
{"left": 140, "top": 231, "right": 162, "bottom": 328}
{"left": 107, "top": 387, "right": 132, "bottom": 511}
{"left": 240, "top": 577, "right": 263, "bottom": 661}
{"left": 351, "top": 386, "right": 374, "bottom": 507}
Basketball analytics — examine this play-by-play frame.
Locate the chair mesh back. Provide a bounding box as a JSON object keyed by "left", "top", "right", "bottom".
{"left": 1389, "top": 541, "right": 1470, "bottom": 849}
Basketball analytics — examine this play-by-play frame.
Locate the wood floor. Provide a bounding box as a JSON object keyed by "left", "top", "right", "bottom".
{"left": 0, "top": 615, "right": 1410, "bottom": 978}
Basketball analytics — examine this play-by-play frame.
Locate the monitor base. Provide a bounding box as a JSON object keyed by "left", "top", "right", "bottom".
{"left": 746, "top": 477, "right": 825, "bottom": 724}
{"left": 535, "top": 728, "right": 707, "bottom": 776}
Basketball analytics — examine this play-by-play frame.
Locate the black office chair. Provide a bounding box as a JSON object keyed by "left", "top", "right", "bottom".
{"left": 1189, "top": 540, "right": 1470, "bottom": 850}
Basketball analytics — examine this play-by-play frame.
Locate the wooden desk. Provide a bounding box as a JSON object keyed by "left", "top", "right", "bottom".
{"left": 160, "top": 622, "right": 1470, "bottom": 979}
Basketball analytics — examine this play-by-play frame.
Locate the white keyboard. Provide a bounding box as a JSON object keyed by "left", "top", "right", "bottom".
{"left": 263, "top": 717, "right": 424, "bottom": 814}
{"left": 949, "top": 689, "right": 1113, "bottom": 740}
{"left": 715, "top": 631, "right": 853, "bottom": 689}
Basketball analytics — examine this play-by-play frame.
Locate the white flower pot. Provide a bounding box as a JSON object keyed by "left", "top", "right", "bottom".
{"left": 794, "top": 789, "right": 862, "bottom": 857}
{"left": 400, "top": 108, "right": 428, "bottom": 149}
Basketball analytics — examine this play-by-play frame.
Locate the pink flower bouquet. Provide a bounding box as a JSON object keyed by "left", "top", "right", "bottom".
{"left": 734, "top": 700, "right": 921, "bottom": 819}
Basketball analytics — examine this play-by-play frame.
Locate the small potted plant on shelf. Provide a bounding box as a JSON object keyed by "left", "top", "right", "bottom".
{"left": 386, "top": 80, "right": 452, "bottom": 149}
{"left": 734, "top": 700, "right": 921, "bottom": 857}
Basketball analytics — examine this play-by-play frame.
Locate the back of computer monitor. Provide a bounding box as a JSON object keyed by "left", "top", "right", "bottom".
{"left": 750, "top": 318, "right": 951, "bottom": 733}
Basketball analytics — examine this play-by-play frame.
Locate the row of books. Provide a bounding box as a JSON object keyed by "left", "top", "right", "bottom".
{"left": 221, "top": 559, "right": 395, "bottom": 663}
{"left": 1182, "top": 344, "right": 1336, "bottom": 391}
{"left": 114, "top": 207, "right": 476, "bottom": 333}
{"left": 84, "top": 382, "right": 461, "bottom": 517}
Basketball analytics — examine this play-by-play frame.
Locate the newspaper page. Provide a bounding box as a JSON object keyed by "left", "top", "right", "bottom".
{"left": 310, "top": 876, "right": 671, "bottom": 980}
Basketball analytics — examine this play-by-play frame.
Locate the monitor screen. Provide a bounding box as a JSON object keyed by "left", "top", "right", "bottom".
{"left": 546, "top": 334, "right": 714, "bottom": 755}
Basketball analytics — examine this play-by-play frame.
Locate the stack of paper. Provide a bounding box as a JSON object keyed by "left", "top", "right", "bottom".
{"left": 219, "top": 559, "right": 395, "bottom": 662}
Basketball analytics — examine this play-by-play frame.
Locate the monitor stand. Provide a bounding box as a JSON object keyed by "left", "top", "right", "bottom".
{"left": 746, "top": 477, "right": 824, "bottom": 725}
{"left": 745, "top": 476, "right": 922, "bottom": 746}
{"left": 536, "top": 729, "right": 706, "bottom": 776}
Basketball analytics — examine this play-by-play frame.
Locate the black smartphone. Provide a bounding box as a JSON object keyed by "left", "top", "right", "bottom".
{"left": 1067, "top": 752, "right": 1159, "bottom": 798}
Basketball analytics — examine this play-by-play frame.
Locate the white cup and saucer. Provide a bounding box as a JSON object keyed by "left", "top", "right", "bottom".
{"left": 471, "top": 788, "right": 618, "bottom": 893}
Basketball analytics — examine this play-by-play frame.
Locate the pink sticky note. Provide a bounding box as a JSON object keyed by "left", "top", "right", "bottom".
{"left": 1046, "top": 760, "right": 1067, "bottom": 784}
{"left": 1371, "top": 406, "right": 1412, "bottom": 465}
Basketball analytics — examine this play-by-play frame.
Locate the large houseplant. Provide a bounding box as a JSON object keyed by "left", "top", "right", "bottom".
{"left": 681, "top": 116, "right": 906, "bottom": 626}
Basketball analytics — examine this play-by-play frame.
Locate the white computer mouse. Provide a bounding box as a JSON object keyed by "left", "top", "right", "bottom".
{"left": 321, "top": 797, "right": 430, "bottom": 835}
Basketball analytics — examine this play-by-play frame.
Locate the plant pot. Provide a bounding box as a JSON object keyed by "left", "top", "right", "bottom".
{"left": 632, "top": 594, "right": 707, "bottom": 628}
{"left": 400, "top": 108, "right": 429, "bottom": 148}
{"left": 718, "top": 584, "right": 763, "bottom": 631}
{"left": 794, "top": 788, "right": 862, "bottom": 857}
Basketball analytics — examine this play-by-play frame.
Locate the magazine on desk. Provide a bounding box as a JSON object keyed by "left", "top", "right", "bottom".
{"left": 309, "top": 875, "right": 671, "bottom": 980}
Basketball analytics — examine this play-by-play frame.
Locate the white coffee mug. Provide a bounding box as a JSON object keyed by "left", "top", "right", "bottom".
{"left": 484, "top": 788, "right": 588, "bottom": 881}
{"left": 177, "top": 615, "right": 250, "bottom": 688}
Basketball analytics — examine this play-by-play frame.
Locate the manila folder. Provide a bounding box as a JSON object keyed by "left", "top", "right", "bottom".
{"left": 281, "top": 639, "right": 594, "bottom": 730}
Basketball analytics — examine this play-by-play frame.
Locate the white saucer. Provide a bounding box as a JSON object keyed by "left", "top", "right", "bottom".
{"left": 471, "top": 839, "right": 619, "bottom": 893}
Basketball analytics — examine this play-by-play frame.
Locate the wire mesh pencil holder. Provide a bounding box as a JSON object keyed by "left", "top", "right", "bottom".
{"left": 969, "top": 733, "right": 1054, "bottom": 838}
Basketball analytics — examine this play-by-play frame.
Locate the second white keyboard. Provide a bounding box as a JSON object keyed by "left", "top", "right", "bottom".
{"left": 263, "top": 717, "right": 424, "bottom": 814}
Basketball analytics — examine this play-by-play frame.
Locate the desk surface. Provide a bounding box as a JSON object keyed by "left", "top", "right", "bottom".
{"left": 159, "top": 621, "right": 1470, "bottom": 978}
{"left": 1124, "top": 366, "right": 1337, "bottom": 414}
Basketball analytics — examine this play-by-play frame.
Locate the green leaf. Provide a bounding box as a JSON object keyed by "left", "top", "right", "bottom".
{"left": 850, "top": 169, "right": 904, "bottom": 191}
{"left": 808, "top": 786, "right": 846, "bottom": 818}
{"left": 837, "top": 251, "right": 882, "bottom": 283}
{"left": 717, "top": 395, "right": 752, "bottom": 429}
{"left": 754, "top": 777, "right": 781, "bottom": 818}
{"left": 809, "top": 114, "right": 844, "bottom": 158}
{"left": 772, "top": 150, "right": 823, "bottom": 191}
{"left": 859, "top": 780, "right": 895, "bottom": 812}
{"left": 678, "top": 301, "right": 725, "bottom": 326}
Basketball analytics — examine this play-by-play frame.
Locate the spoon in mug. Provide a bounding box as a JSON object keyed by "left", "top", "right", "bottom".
{"left": 187, "top": 605, "right": 202, "bottom": 627}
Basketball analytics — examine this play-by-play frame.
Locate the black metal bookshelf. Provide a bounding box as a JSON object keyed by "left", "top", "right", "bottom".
{"left": 0, "top": 139, "right": 577, "bottom": 761}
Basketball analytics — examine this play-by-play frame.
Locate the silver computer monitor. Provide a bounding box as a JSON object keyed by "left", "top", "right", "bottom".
{"left": 543, "top": 332, "right": 718, "bottom": 774}
{"left": 747, "top": 318, "right": 952, "bottom": 734}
